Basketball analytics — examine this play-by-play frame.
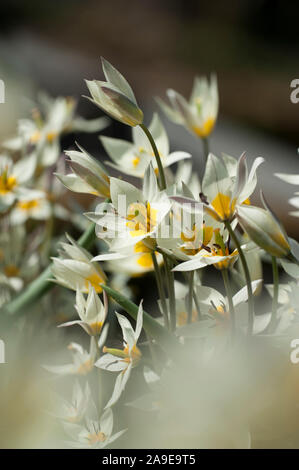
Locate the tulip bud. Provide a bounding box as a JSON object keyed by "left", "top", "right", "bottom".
{"left": 85, "top": 58, "right": 143, "bottom": 127}
{"left": 236, "top": 203, "right": 290, "bottom": 258}
{"left": 56, "top": 143, "right": 110, "bottom": 198}
{"left": 101, "top": 86, "right": 143, "bottom": 126}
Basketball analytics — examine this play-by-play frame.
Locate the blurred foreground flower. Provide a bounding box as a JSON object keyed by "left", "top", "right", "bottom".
{"left": 52, "top": 234, "right": 106, "bottom": 293}
{"left": 45, "top": 342, "right": 96, "bottom": 376}
{"left": 64, "top": 408, "right": 125, "bottom": 449}
{"left": 96, "top": 301, "right": 143, "bottom": 408}
{"left": 54, "top": 381, "right": 91, "bottom": 424}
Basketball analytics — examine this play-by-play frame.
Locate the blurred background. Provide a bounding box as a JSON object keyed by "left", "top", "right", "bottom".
{"left": 0, "top": 0, "right": 298, "bottom": 233}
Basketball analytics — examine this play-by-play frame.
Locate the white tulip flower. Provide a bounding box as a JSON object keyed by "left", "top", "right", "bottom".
{"left": 58, "top": 286, "right": 108, "bottom": 336}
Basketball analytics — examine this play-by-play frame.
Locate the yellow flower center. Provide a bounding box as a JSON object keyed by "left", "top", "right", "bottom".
{"left": 209, "top": 303, "right": 229, "bottom": 322}
{"left": 123, "top": 343, "right": 142, "bottom": 365}
{"left": 180, "top": 223, "right": 214, "bottom": 256}
{"left": 216, "top": 305, "right": 225, "bottom": 314}
{"left": 192, "top": 117, "right": 215, "bottom": 137}
{"left": 242, "top": 198, "right": 250, "bottom": 205}
{"left": 4, "top": 264, "right": 20, "bottom": 277}
{"left": 30, "top": 131, "right": 41, "bottom": 144}
{"left": 67, "top": 414, "right": 80, "bottom": 424}
{"left": 126, "top": 202, "right": 157, "bottom": 237}
{"left": 207, "top": 245, "right": 238, "bottom": 270}
{"left": 211, "top": 193, "right": 236, "bottom": 221}
{"left": 17, "top": 199, "right": 39, "bottom": 211}
{"left": 46, "top": 131, "right": 58, "bottom": 143}
{"left": 132, "top": 156, "right": 140, "bottom": 168}
{"left": 77, "top": 359, "right": 93, "bottom": 375}
{"left": 87, "top": 432, "right": 107, "bottom": 445}
{"left": 103, "top": 343, "right": 142, "bottom": 367}
{"left": 134, "top": 240, "right": 157, "bottom": 269}
{"left": 136, "top": 253, "right": 153, "bottom": 268}
{"left": 89, "top": 321, "right": 103, "bottom": 336}
{"left": 84, "top": 273, "right": 105, "bottom": 293}
{"left": 177, "top": 309, "right": 198, "bottom": 326}
{"left": 0, "top": 174, "right": 17, "bottom": 195}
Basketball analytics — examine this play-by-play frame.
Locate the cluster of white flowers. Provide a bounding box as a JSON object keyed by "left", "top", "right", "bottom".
{"left": 1, "top": 58, "right": 299, "bottom": 449}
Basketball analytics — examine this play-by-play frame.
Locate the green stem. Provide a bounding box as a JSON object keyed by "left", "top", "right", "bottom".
{"left": 202, "top": 137, "right": 209, "bottom": 166}
{"left": 187, "top": 271, "right": 194, "bottom": 324}
{"left": 139, "top": 123, "right": 167, "bottom": 190}
{"left": 163, "top": 254, "right": 176, "bottom": 332}
{"left": 151, "top": 251, "right": 169, "bottom": 329}
{"left": 269, "top": 256, "right": 279, "bottom": 331}
{"left": 157, "top": 247, "right": 201, "bottom": 319}
{"left": 224, "top": 220, "right": 254, "bottom": 335}
{"left": 222, "top": 268, "right": 236, "bottom": 338}
{"left": 3, "top": 222, "right": 97, "bottom": 315}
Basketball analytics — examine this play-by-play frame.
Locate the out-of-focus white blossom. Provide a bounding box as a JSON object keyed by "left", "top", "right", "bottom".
{"left": 52, "top": 234, "right": 106, "bottom": 293}
{"left": 101, "top": 113, "right": 190, "bottom": 178}
{"left": 64, "top": 407, "right": 126, "bottom": 449}
{"left": 157, "top": 74, "right": 218, "bottom": 138}
{"left": 96, "top": 301, "right": 143, "bottom": 408}
{"left": 3, "top": 94, "right": 108, "bottom": 167}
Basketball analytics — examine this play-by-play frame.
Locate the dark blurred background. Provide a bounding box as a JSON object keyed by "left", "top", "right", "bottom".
{"left": 0, "top": 0, "right": 298, "bottom": 234}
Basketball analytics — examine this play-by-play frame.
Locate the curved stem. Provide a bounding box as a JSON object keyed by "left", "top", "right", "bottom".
{"left": 224, "top": 220, "right": 254, "bottom": 335}
{"left": 151, "top": 251, "right": 169, "bottom": 329}
{"left": 3, "top": 222, "right": 97, "bottom": 315}
{"left": 222, "top": 268, "right": 235, "bottom": 338}
{"left": 139, "top": 123, "right": 167, "bottom": 190}
{"left": 202, "top": 137, "right": 209, "bottom": 166}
